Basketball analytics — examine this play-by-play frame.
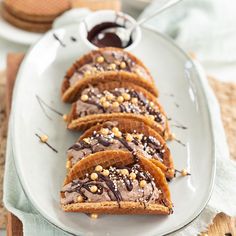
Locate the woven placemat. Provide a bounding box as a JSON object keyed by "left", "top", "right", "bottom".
{"left": 0, "top": 69, "right": 7, "bottom": 228}
{"left": 208, "top": 77, "right": 236, "bottom": 161}
{"left": 0, "top": 71, "right": 235, "bottom": 229}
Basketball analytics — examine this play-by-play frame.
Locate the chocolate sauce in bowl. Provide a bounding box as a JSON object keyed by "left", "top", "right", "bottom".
{"left": 87, "top": 22, "right": 133, "bottom": 48}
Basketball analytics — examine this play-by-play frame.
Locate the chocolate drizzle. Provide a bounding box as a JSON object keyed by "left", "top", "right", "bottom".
{"left": 36, "top": 95, "right": 63, "bottom": 120}
{"left": 69, "top": 128, "right": 165, "bottom": 165}
{"left": 78, "top": 87, "right": 164, "bottom": 124}
{"left": 53, "top": 33, "right": 66, "bottom": 47}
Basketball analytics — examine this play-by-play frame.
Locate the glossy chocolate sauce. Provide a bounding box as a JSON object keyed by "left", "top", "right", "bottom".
{"left": 87, "top": 22, "right": 133, "bottom": 48}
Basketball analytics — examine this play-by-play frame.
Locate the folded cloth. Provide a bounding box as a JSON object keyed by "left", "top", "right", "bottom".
{"left": 140, "top": 0, "right": 236, "bottom": 64}
{"left": 3, "top": 6, "right": 236, "bottom": 236}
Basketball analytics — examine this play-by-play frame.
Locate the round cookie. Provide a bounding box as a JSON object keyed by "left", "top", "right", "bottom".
{"left": 1, "top": 4, "right": 52, "bottom": 33}
{"left": 3, "top": 0, "right": 70, "bottom": 23}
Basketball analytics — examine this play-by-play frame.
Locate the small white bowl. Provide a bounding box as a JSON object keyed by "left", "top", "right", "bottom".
{"left": 79, "top": 10, "right": 141, "bottom": 52}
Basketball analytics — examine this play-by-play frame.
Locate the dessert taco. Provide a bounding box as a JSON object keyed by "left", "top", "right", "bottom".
{"left": 66, "top": 120, "right": 174, "bottom": 180}
{"left": 61, "top": 150, "right": 173, "bottom": 215}
{"left": 61, "top": 47, "right": 158, "bottom": 102}
{"left": 66, "top": 83, "right": 170, "bottom": 139}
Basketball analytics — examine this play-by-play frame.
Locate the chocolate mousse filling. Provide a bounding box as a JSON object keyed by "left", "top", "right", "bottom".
{"left": 67, "top": 50, "right": 151, "bottom": 86}
{"left": 67, "top": 123, "right": 165, "bottom": 167}
{"left": 73, "top": 86, "right": 165, "bottom": 125}
{"left": 61, "top": 164, "right": 164, "bottom": 207}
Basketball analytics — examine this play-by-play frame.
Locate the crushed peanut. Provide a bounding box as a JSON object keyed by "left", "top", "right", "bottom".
{"left": 129, "top": 172, "right": 136, "bottom": 180}
{"left": 181, "top": 169, "right": 188, "bottom": 176}
{"left": 100, "top": 128, "right": 109, "bottom": 135}
{"left": 95, "top": 165, "right": 103, "bottom": 172}
{"left": 77, "top": 195, "right": 84, "bottom": 203}
{"left": 117, "top": 96, "right": 124, "bottom": 103}
{"left": 120, "top": 61, "right": 126, "bottom": 69}
{"left": 90, "top": 213, "right": 98, "bottom": 219}
{"left": 102, "top": 169, "right": 109, "bottom": 176}
{"left": 90, "top": 185, "right": 98, "bottom": 193}
{"left": 90, "top": 173, "right": 98, "bottom": 180}
{"left": 126, "top": 134, "right": 133, "bottom": 142}
{"left": 121, "top": 169, "right": 129, "bottom": 176}
{"left": 81, "top": 94, "right": 89, "bottom": 102}
{"left": 122, "top": 93, "right": 131, "bottom": 101}
{"left": 102, "top": 101, "right": 110, "bottom": 108}
{"left": 40, "top": 134, "right": 48, "bottom": 143}
{"left": 112, "top": 101, "right": 119, "bottom": 108}
{"left": 96, "top": 56, "right": 104, "bottom": 63}
{"left": 140, "top": 180, "right": 147, "bottom": 188}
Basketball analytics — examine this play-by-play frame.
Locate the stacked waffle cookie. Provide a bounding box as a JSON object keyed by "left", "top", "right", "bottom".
{"left": 1, "top": 0, "right": 70, "bottom": 32}
{"left": 60, "top": 47, "right": 174, "bottom": 215}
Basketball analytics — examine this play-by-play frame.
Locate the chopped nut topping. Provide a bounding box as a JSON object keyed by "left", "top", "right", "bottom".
{"left": 102, "top": 169, "right": 109, "bottom": 176}
{"left": 109, "top": 63, "right": 116, "bottom": 70}
{"left": 121, "top": 169, "right": 129, "bottom": 176}
{"left": 83, "top": 138, "right": 90, "bottom": 144}
{"left": 90, "top": 185, "right": 98, "bottom": 193}
{"left": 122, "top": 93, "right": 131, "bottom": 101}
{"left": 140, "top": 180, "right": 147, "bottom": 188}
{"left": 102, "top": 101, "right": 110, "bottom": 108}
{"left": 126, "top": 134, "right": 133, "bottom": 142}
{"left": 95, "top": 165, "right": 103, "bottom": 172}
{"left": 112, "top": 127, "right": 119, "bottom": 133}
{"left": 99, "top": 97, "right": 106, "bottom": 103}
{"left": 77, "top": 195, "right": 84, "bottom": 203}
{"left": 136, "top": 134, "right": 143, "bottom": 140}
{"left": 40, "top": 134, "right": 48, "bottom": 143}
{"left": 114, "top": 131, "right": 122, "bottom": 138}
{"left": 129, "top": 172, "right": 136, "bottom": 180}
{"left": 149, "top": 101, "right": 155, "bottom": 108}
{"left": 106, "top": 94, "right": 114, "bottom": 100}
{"left": 90, "top": 172, "right": 98, "bottom": 180}
{"left": 131, "top": 97, "right": 138, "bottom": 104}
{"left": 112, "top": 101, "right": 119, "bottom": 108}
{"left": 91, "top": 67, "right": 97, "bottom": 73}
{"left": 148, "top": 115, "right": 155, "bottom": 121}
{"left": 84, "top": 71, "right": 91, "bottom": 76}
{"left": 168, "top": 168, "right": 175, "bottom": 176}
{"left": 120, "top": 61, "right": 126, "bottom": 69}
{"left": 181, "top": 169, "right": 188, "bottom": 176}
{"left": 90, "top": 213, "right": 98, "bottom": 219}
{"left": 62, "top": 114, "right": 68, "bottom": 122}
{"left": 100, "top": 128, "right": 109, "bottom": 135}
{"left": 66, "top": 160, "right": 71, "bottom": 169}
{"left": 96, "top": 56, "right": 104, "bottom": 63}
{"left": 169, "top": 133, "right": 176, "bottom": 140}
{"left": 135, "top": 68, "right": 140, "bottom": 74}
{"left": 117, "top": 96, "right": 124, "bottom": 103}
{"left": 81, "top": 94, "right": 89, "bottom": 101}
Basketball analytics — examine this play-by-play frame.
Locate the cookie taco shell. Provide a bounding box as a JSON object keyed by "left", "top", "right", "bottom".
{"left": 61, "top": 47, "right": 158, "bottom": 102}
{"left": 67, "top": 82, "right": 170, "bottom": 140}
{"left": 69, "top": 119, "right": 174, "bottom": 179}
{"left": 61, "top": 150, "right": 172, "bottom": 215}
